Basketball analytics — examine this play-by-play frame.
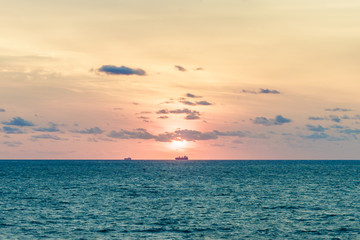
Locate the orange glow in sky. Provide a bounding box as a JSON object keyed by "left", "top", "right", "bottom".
{"left": 169, "top": 138, "right": 187, "bottom": 150}
{"left": 1, "top": 0, "right": 360, "bottom": 159}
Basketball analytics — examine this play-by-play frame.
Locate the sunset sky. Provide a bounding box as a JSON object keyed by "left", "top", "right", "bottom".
{"left": 1, "top": 0, "right": 360, "bottom": 159}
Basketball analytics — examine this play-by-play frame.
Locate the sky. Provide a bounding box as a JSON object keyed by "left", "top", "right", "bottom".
{"left": 1, "top": 0, "right": 360, "bottom": 159}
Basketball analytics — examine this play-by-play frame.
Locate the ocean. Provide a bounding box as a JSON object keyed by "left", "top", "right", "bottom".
{"left": 0, "top": 160, "right": 359, "bottom": 239}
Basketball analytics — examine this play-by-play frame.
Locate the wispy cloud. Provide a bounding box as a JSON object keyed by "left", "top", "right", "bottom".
{"left": 156, "top": 108, "right": 201, "bottom": 120}
{"left": 329, "top": 115, "right": 341, "bottom": 123}
{"left": 186, "top": 93, "right": 202, "bottom": 98}
{"left": 3, "top": 141, "right": 22, "bottom": 147}
{"left": 32, "top": 134, "right": 64, "bottom": 140}
{"left": 196, "top": 100, "right": 212, "bottom": 106}
{"left": 33, "top": 122, "right": 59, "bottom": 132}
{"left": 214, "top": 130, "right": 249, "bottom": 137}
{"left": 306, "top": 124, "right": 328, "bottom": 132}
{"left": 180, "top": 100, "right": 196, "bottom": 106}
{"left": 2, "top": 117, "right": 34, "bottom": 126}
{"left": 302, "top": 132, "right": 329, "bottom": 140}
{"left": 98, "top": 65, "right": 146, "bottom": 76}
{"left": 107, "top": 128, "right": 264, "bottom": 142}
{"left": 0, "top": 108, "right": 5, "bottom": 112}
{"left": 242, "top": 88, "right": 280, "bottom": 94}
{"left": 171, "top": 129, "right": 217, "bottom": 141}
{"left": 174, "top": 65, "right": 186, "bottom": 72}
{"left": 71, "top": 127, "right": 104, "bottom": 134}
{"left": 252, "top": 115, "right": 292, "bottom": 126}
{"left": 180, "top": 100, "right": 213, "bottom": 106}
{"left": 185, "top": 113, "right": 200, "bottom": 120}
{"left": 107, "top": 128, "right": 154, "bottom": 139}
{"left": 309, "top": 116, "right": 325, "bottom": 120}
{"left": 156, "top": 109, "right": 169, "bottom": 114}
{"left": 2, "top": 126, "right": 25, "bottom": 134}
{"left": 330, "top": 125, "right": 344, "bottom": 129}
{"left": 325, "top": 108, "right": 352, "bottom": 112}
{"left": 339, "top": 128, "right": 360, "bottom": 135}
{"left": 259, "top": 88, "right": 280, "bottom": 94}
{"left": 155, "top": 130, "right": 217, "bottom": 142}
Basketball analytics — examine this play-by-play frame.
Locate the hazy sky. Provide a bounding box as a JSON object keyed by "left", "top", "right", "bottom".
{"left": 1, "top": 0, "right": 360, "bottom": 159}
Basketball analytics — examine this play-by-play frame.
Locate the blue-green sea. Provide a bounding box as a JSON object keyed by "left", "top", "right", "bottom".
{"left": 1, "top": 160, "right": 360, "bottom": 239}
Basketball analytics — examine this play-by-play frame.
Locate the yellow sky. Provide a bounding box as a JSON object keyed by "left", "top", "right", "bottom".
{"left": 1, "top": 0, "right": 360, "bottom": 159}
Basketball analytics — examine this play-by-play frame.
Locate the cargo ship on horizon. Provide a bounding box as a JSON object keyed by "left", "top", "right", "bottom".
{"left": 175, "top": 156, "right": 188, "bottom": 160}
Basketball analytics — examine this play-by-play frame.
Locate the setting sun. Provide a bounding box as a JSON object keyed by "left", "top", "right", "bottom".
{"left": 170, "top": 138, "right": 187, "bottom": 150}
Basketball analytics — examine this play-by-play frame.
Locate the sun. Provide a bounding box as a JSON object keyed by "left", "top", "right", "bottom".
{"left": 169, "top": 138, "right": 187, "bottom": 150}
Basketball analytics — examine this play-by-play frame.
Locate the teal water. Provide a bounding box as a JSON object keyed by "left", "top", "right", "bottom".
{"left": 1, "top": 160, "right": 360, "bottom": 239}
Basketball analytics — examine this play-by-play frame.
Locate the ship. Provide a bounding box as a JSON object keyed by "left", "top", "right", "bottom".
{"left": 124, "top": 157, "right": 132, "bottom": 160}
{"left": 175, "top": 155, "right": 188, "bottom": 160}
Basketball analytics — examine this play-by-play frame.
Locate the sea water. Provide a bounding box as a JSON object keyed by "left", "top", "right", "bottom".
{"left": 0, "top": 160, "right": 360, "bottom": 239}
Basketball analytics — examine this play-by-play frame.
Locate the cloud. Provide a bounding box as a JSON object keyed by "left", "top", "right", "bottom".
{"left": 107, "top": 128, "right": 218, "bottom": 142}
{"left": 169, "top": 109, "right": 200, "bottom": 120}
{"left": 309, "top": 116, "right": 325, "bottom": 121}
{"left": 0, "top": 108, "right": 5, "bottom": 112}
{"left": 32, "top": 134, "right": 63, "bottom": 140}
{"left": 196, "top": 100, "right": 212, "bottom": 106}
{"left": 160, "top": 100, "right": 176, "bottom": 104}
{"left": 180, "top": 100, "right": 213, "bottom": 106}
{"left": 306, "top": 124, "right": 328, "bottom": 132}
{"left": 259, "top": 88, "right": 280, "bottom": 94}
{"left": 302, "top": 132, "right": 329, "bottom": 140}
{"left": 155, "top": 132, "right": 176, "bottom": 142}
{"left": 3, "top": 141, "right": 22, "bottom": 147}
{"left": 242, "top": 88, "right": 280, "bottom": 94}
{"left": 329, "top": 115, "right": 341, "bottom": 123}
{"left": 252, "top": 115, "right": 292, "bottom": 126}
{"left": 330, "top": 125, "right": 344, "bottom": 129}
{"left": 214, "top": 130, "right": 249, "bottom": 137}
{"left": 309, "top": 114, "right": 360, "bottom": 123}
{"left": 169, "top": 109, "right": 195, "bottom": 114}
{"left": 339, "top": 128, "right": 360, "bottom": 135}
{"left": 169, "top": 129, "right": 218, "bottom": 141}
{"left": 98, "top": 65, "right": 146, "bottom": 76}
{"left": 72, "top": 127, "right": 104, "bottom": 134}
{"left": 156, "top": 108, "right": 201, "bottom": 120}
{"left": 158, "top": 116, "right": 169, "bottom": 119}
{"left": 185, "top": 113, "right": 200, "bottom": 120}
{"left": 300, "top": 132, "right": 348, "bottom": 141}
{"left": 2, "top": 126, "right": 25, "bottom": 134}
{"left": 180, "top": 100, "right": 196, "bottom": 106}
{"left": 242, "top": 89, "right": 257, "bottom": 94}
{"left": 107, "top": 128, "right": 266, "bottom": 143}
{"left": 174, "top": 65, "right": 186, "bottom": 72}
{"left": 138, "top": 116, "right": 150, "bottom": 120}
{"left": 107, "top": 128, "right": 155, "bottom": 140}
{"left": 186, "top": 93, "right": 202, "bottom": 98}
{"left": 2, "top": 117, "right": 34, "bottom": 126}
{"left": 215, "top": 130, "right": 267, "bottom": 139}
{"left": 156, "top": 109, "right": 169, "bottom": 114}
{"left": 325, "top": 108, "right": 352, "bottom": 112}
{"left": 33, "top": 122, "right": 59, "bottom": 132}
{"left": 195, "top": 67, "right": 204, "bottom": 71}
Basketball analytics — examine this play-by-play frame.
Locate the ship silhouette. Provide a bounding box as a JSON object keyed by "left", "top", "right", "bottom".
{"left": 175, "top": 155, "right": 188, "bottom": 160}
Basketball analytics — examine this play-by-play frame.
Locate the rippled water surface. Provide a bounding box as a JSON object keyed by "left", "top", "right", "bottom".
{"left": 1, "top": 160, "right": 360, "bottom": 239}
